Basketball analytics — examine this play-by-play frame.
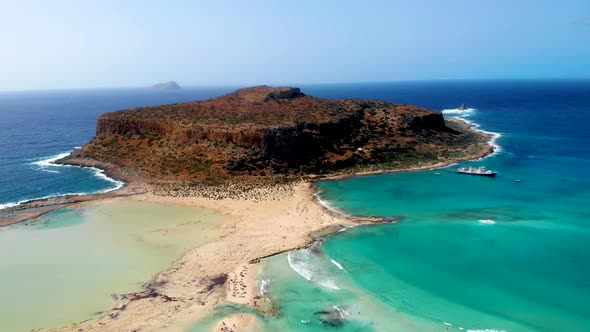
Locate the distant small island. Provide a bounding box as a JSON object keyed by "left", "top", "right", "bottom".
{"left": 151, "top": 81, "right": 181, "bottom": 90}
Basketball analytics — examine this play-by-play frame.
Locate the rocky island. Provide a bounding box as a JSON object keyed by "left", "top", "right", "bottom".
{"left": 151, "top": 81, "right": 181, "bottom": 90}
{"left": 6, "top": 86, "right": 493, "bottom": 332}
{"left": 64, "top": 85, "right": 491, "bottom": 188}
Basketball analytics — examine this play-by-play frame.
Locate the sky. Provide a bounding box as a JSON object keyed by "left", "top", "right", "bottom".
{"left": 0, "top": 0, "right": 589, "bottom": 91}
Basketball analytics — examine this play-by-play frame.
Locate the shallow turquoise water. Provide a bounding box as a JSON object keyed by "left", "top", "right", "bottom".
{"left": 249, "top": 81, "right": 590, "bottom": 332}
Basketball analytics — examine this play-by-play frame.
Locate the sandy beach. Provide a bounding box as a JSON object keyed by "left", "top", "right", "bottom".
{"left": 40, "top": 182, "right": 378, "bottom": 332}
{"left": 0, "top": 116, "right": 495, "bottom": 332}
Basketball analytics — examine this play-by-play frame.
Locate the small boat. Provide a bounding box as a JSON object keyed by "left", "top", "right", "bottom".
{"left": 434, "top": 172, "right": 441, "bottom": 176}
{"left": 514, "top": 179, "right": 521, "bottom": 182}
{"left": 458, "top": 104, "right": 467, "bottom": 110}
{"left": 457, "top": 166, "right": 497, "bottom": 177}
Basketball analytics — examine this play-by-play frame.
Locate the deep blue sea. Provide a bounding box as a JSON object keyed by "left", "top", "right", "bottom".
{"left": 2, "top": 80, "right": 590, "bottom": 332}
{"left": 0, "top": 87, "right": 236, "bottom": 208}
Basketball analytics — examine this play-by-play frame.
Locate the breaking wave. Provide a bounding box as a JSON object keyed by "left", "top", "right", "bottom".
{"left": 314, "top": 190, "right": 350, "bottom": 217}
{"left": 287, "top": 249, "right": 340, "bottom": 290}
{"left": 441, "top": 107, "right": 502, "bottom": 157}
{"left": 330, "top": 259, "right": 346, "bottom": 271}
{"left": 442, "top": 107, "right": 476, "bottom": 115}
{"left": 478, "top": 219, "right": 496, "bottom": 225}
{"left": 0, "top": 150, "right": 124, "bottom": 211}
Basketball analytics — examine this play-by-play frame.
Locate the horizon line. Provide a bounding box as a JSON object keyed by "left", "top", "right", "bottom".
{"left": 1, "top": 77, "right": 589, "bottom": 94}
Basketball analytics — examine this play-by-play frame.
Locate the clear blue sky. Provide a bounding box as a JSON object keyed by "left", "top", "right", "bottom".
{"left": 0, "top": 0, "right": 588, "bottom": 90}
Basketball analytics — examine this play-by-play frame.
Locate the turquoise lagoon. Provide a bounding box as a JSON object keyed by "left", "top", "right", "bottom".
{"left": 211, "top": 81, "right": 590, "bottom": 332}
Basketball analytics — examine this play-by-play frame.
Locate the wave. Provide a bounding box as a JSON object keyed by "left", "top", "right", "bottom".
{"left": 31, "top": 152, "right": 72, "bottom": 168}
{"left": 30, "top": 149, "right": 124, "bottom": 191}
{"left": 478, "top": 219, "right": 496, "bottom": 225}
{"left": 313, "top": 190, "right": 350, "bottom": 217}
{"left": 0, "top": 191, "right": 88, "bottom": 210}
{"left": 442, "top": 320, "right": 505, "bottom": 332}
{"left": 258, "top": 277, "right": 271, "bottom": 296}
{"left": 442, "top": 107, "right": 476, "bottom": 115}
{"left": 441, "top": 107, "right": 502, "bottom": 157}
{"left": 330, "top": 259, "right": 346, "bottom": 271}
{"left": 0, "top": 149, "right": 124, "bottom": 211}
{"left": 332, "top": 305, "right": 351, "bottom": 318}
{"left": 287, "top": 249, "right": 340, "bottom": 290}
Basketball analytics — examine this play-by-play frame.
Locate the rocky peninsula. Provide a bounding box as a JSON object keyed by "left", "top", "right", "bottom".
{"left": 5, "top": 86, "right": 493, "bottom": 332}
{"left": 63, "top": 85, "right": 491, "bottom": 186}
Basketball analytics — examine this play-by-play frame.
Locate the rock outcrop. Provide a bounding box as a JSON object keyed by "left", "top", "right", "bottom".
{"left": 65, "top": 86, "right": 490, "bottom": 182}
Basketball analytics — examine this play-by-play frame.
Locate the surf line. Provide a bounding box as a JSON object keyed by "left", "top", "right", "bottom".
{"left": 0, "top": 149, "right": 125, "bottom": 211}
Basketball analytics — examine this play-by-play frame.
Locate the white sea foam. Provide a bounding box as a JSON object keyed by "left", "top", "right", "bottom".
{"left": 0, "top": 202, "right": 20, "bottom": 210}
{"left": 0, "top": 192, "right": 87, "bottom": 211}
{"left": 259, "top": 278, "right": 271, "bottom": 295}
{"left": 332, "top": 305, "right": 350, "bottom": 318}
{"left": 314, "top": 190, "right": 350, "bottom": 217}
{"left": 30, "top": 150, "right": 125, "bottom": 192}
{"left": 31, "top": 152, "right": 71, "bottom": 168}
{"left": 441, "top": 107, "right": 502, "bottom": 158}
{"left": 443, "top": 322, "right": 453, "bottom": 326}
{"left": 330, "top": 259, "right": 345, "bottom": 271}
{"left": 478, "top": 219, "right": 496, "bottom": 225}
{"left": 0, "top": 149, "right": 125, "bottom": 211}
{"left": 287, "top": 250, "right": 340, "bottom": 290}
{"left": 442, "top": 107, "right": 476, "bottom": 115}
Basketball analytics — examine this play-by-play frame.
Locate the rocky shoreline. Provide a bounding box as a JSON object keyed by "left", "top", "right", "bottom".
{"left": 2, "top": 113, "right": 496, "bottom": 331}
{"left": 0, "top": 116, "right": 493, "bottom": 228}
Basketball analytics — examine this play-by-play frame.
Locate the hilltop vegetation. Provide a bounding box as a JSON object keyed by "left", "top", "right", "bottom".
{"left": 65, "top": 86, "right": 491, "bottom": 183}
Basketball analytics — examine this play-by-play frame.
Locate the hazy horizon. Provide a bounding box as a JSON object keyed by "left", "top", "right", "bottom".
{"left": 1, "top": 0, "right": 589, "bottom": 91}
{"left": 3, "top": 78, "right": 590, "bottom": 94}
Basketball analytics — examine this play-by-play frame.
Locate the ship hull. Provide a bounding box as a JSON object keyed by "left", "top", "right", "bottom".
{"left": 457, "top": 171, "right": 497, "bottom": 177}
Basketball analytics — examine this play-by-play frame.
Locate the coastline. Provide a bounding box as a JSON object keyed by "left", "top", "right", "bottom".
{"left": 315, "top": 117, "right": 494, "bottom": 181}
{"left": 0, "top": 116, "right": 492, "bottom": 228}
{"left": 0, "top": 158, "right": 144, "bottom": 227}
{"left": 41, "top": 182, "right": 382, "bottom": 332}
{"left": 5, "top": 116, "right": 496, "bottom": 331}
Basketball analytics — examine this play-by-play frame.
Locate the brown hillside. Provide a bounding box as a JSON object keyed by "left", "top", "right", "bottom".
{"left": 64, "top": 86, "right": 490, "bottom": 183}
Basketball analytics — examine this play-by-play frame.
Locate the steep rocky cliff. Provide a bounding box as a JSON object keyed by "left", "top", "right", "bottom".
{"left": 66, "top": 86, "right": 490, "bottom": 182}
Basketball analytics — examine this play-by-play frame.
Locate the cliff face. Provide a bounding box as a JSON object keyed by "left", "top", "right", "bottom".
{"left": 68, "top": 86, "right": 487, "bottom": 181}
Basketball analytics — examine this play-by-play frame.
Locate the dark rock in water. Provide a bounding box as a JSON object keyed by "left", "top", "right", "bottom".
{"left": 151, "top": 81, "right": 181, "bottom": 90}
{"left": 314, "top": 308, "right": 346, "bottom": 328}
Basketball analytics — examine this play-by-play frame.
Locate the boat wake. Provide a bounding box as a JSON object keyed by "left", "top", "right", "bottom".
{"left": 287, "top": 249, "right": 341, "bottom": 290}
{"left": 0, "top": 149, "right": 124, "bottom": 211}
